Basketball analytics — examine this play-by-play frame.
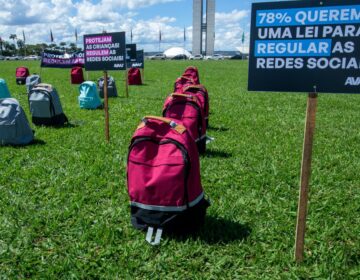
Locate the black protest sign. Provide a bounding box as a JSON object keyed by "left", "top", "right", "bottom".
{"left": 248, "top": 0, "right": 360, "bottom": 93}
{"left": 128, "top": 50, "right": 144, "bottom": 69}
{"left": 126, "top": 44, "right": 137, "bottom": 61}
{"left": 84, "top": 32, "right": 126, "bottom": 71}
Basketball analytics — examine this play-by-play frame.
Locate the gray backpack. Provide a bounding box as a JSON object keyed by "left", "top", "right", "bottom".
{"left": 26, "top": 74, "right": 41, "bottom": 93}
{"left": 98, "top": 76, "right": 118, "bottom": 98}
{"left": 0, "top": 98, "right": 34, "bottom": 145}
{"left": 28, "top": 83, "right": 68, "bottom": 126}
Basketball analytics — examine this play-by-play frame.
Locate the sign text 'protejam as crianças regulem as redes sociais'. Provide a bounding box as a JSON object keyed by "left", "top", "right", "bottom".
{"left": 84, "top": 32, "right": 126, "bottom": 71}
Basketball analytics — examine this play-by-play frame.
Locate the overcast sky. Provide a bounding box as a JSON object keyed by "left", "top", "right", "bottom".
{"left": 0, "top": 0, "right": 285, "bottom": 52}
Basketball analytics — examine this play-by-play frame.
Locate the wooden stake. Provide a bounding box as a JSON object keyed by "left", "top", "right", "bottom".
{"left": 125, "top": 69, "right": 129, "bottom": 98}
{"left": 141, "top": 68, "right": 144, "bottom": 84}
{"left": 295, "top": 92, "right": 318, "bottom": 263}
{"left": 103, "top": 70, "right": 110, "bottom": 142}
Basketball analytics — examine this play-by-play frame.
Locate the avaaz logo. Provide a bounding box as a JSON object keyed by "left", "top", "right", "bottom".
{"left": 345, "top": 77, "right": 360, "bottom": 86}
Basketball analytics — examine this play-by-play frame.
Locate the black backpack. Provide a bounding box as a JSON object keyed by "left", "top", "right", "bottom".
{"left": 97, "top": 76, "right": 118, "bottom": 98}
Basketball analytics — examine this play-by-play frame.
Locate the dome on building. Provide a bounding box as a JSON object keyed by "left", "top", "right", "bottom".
{"left": 164, "top": 47, "right": 192, "bottom": 59}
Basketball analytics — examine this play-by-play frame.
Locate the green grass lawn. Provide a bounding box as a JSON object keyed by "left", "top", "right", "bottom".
{"left": 0, "top": 60, "right": 359, "bottom": 279}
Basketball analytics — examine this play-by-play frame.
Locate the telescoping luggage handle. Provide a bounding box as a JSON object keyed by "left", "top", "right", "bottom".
{"left": 138, "top": 116, "right": 186, "bottom": 134}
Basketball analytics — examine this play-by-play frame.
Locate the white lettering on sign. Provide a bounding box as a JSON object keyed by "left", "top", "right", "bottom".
{"left": 87, "top": 57, "right": 101, "bottom": 62}
{"left": 257, "top": 41, "right": 329, "bottom": 55}
{"left": 307, "top": 57, "right": 360, "bottom": 70}
{"left": 345, "top": 77, "right": 360, "bottom": 86}
{"left": 258, "top": 27, "right": 292, "bottom": 39}
{"left": 132, "top": 63, "right": 143, "bottom": 67}
{"left": 322, "top": 25, "right": 360, "bottom": 37}
{"left": 295, "top": 8, "right": 360, "bottom": 25}
{"left": 256, "top": 58, "right": 304, "bottom": 69}
{"left": 85, "top": 36, "right": 112, "bottom": 44}
{"left": 101, "top": 56, "right": 123, "bottom": 62}
{"left": 295, "top": 26, "right": 319, "bottom": 38}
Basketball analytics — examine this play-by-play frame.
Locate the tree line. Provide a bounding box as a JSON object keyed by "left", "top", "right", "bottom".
{"left": 0, "top": 34, "right": 81, "bottom": 57}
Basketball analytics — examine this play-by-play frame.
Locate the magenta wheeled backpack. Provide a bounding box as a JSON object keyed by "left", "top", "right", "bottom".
{"left": 183, "top": 66, "right": 200, "bottom": 84}
{"left": 183, "top": 84, "right": 209, "bottom": 128}
{"left": 71, "top": 67, "right": 84, "bottom": 84}
{"left": 163, "top": 93, "right": 206, "bottom": 154}
{"left": 174, "top": 75, "right": 195, "bottom": 93}
{"left": 16, "top": 67, "right": 30, "bottom": 85}
{"left": 128, "top": 68, "right": 142, "bottom": 85}
{"left": 127, "top": 116, "right": 209, "bottom": 245}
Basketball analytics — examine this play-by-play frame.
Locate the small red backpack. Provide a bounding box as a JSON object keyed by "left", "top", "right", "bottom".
{"left": 128, "top": 68, "right": 142, "bottom": 85}
{"left": 16, "top": 67, "right": 30, "bottom": 85}
{"left": 71, "top": 67, "right": 84, "bottom": 84}
{"left": 163, "top": 93, "right": 206, "bottom": 154}
{"left": 127, "top": 116, "right": 209, "bottom": 244}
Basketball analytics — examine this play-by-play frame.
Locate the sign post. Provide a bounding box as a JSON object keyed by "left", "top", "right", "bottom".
{"left": 103, "top": 71, "right": 110, "bottom": 142}
{"left": 295, "top": 92, "right": 318, "bottom": 262}
{"left": 125, "top": 69, "right": 129, "bottom": 98}
{"left": 249, "top": 0, "right": 360, "bottom": 262}
{"left": 83, "top": 31, "right": 126, "bottom": 142}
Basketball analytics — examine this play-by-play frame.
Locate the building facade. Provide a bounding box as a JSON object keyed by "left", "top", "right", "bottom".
{"left": 192, "top": 0, "right": 215, "bottom": 56}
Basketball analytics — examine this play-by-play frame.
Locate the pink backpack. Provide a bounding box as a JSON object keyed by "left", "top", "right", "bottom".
{"left": 163, "top": 93, "right": 206, "bottom": 154}
{"left": 174, "top": 75, "right": 195, "bottom": 93}
{"left": 128, "top": 68, "right": 142, "bottom": 85}
{"left": 183, "top": 84, "right": 209, "bottom": 128}
{"left": 127, "top": 116, "right": 209, "bottom": 244}
{"left": 71, "top": 67, "right": 84, "bottom": 84}
{"left": 183, "top": 66, "right": 200, "bottom": 84}
{"left": 16, "top": 67, "right": 30, "bottom": 85}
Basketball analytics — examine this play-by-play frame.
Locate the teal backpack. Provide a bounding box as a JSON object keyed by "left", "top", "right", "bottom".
{"left": 78, "top": 81, "right": 102, "bottom": 109}
{"left": 0, "top": 79, "right": 11, "bottom": 98}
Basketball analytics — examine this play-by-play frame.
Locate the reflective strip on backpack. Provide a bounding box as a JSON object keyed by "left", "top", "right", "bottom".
{"left": 131, "top": 192, "right": 204, "bottom": 212}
